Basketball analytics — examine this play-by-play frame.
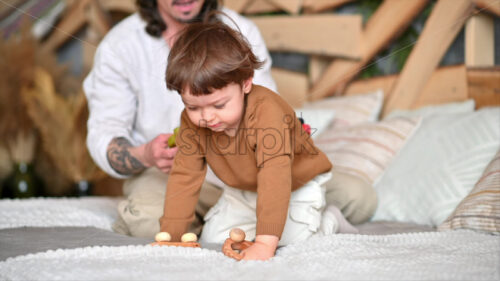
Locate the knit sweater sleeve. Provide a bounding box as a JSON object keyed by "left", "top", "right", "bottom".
{"left": 159, "top": 111, "right": 207, "bottom": 241}
{"left": 248, "top": 97, "right": 294, "bottom": 238}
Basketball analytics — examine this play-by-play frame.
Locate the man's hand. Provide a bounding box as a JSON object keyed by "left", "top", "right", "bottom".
{"left": 107, "top": 133, "right": 178, "bottom": 175}
{"left": 134, "top": 133, "right": 179, "bottom": 174}
{"left": 241, "top": 235, "right": 278, "bottom": 261}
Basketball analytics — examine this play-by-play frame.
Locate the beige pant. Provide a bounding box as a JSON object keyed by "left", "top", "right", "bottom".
{"left": 114, "top": 168, "right": 377, "bottom": 238}
{"left": 114, "top": 167, "right": 222, "bottom": 238}
{"left": 325, "top": 170, "right": 378, "bottom": 225}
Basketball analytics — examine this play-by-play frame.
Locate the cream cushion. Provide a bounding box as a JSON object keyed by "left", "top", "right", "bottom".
{"left": 303, "top": 90, "right": 383, "bottom": 131}
{"left": 372, "top": 108, "right": 500, "bottom": 226}
{"left": 294, "top": 109, "right": 335, "bottom": 139}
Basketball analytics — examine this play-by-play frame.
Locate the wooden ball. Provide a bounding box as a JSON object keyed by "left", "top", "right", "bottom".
{"left": 155, "top": 232, "right": 171, "bottom": 242}
{"left": 181, "top": 232, "right": 198, "bottom": 243}
{"left": 229, "top": 228, "right": 245, "bottom": 242}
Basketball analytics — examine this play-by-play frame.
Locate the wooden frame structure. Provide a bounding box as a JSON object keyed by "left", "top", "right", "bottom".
{"left": 35, "top": 0, "right": 499, "bottom": 113}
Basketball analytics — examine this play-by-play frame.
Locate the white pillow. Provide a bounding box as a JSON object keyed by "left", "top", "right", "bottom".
{"left": 386, "top": 99, "right": 475, "bottom": 119}
{"left": 372, "top": 107, "right": 500, "bottom": 226}
{"left": 294, "top": 109, "right": 335, "bottom": 139}
{"left": 302, "top": 89, "right": 384, "bottom": 129}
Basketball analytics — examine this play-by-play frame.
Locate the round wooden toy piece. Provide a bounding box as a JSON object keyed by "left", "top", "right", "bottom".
{"left": 181, "top": 232, "right": 198, "bottom": 243}
{"left": 155, "top": 232, "right": 171, "bottom": 242}
{"left": 229, "top": 228, "right": 245, "bottom": 242}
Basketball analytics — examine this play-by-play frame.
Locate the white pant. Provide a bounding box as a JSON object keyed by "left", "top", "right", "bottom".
{"left": 200, "top": 172, "right": 332, "bottom": 246}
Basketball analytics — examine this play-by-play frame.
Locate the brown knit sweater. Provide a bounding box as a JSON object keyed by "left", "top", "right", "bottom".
{"left": 160, "top": 85, "right": 332, "bottom": 241}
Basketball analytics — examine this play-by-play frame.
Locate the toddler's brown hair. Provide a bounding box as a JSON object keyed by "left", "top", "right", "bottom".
{"left": 166, "top": 20, "right": 264, "bottom": 96}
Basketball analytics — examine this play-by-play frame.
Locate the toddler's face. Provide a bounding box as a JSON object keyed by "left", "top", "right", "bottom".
{"left": 181, "top": 79, "right": 252, "bottom": 136}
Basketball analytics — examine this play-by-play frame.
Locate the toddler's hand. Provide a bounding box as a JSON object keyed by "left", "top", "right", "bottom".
{"left": 241, "top": 235, "right": 278, "bottom": 261}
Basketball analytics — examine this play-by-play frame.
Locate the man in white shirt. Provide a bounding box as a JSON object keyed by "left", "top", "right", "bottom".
{"left": 84, "top": 0, "right": 276, "bottom": 238}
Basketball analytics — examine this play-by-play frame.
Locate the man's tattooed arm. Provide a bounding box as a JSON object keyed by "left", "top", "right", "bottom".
{"left": 107, "top": 137, "right": 146, "bottom": 175}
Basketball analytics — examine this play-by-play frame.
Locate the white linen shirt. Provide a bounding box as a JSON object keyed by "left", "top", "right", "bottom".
{"left": 84, "top": 8, "right": 276, "bottom": 179}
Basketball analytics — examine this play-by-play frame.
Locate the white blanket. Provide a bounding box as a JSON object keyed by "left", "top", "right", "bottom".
{"left": 0, "top": 230, "right": 498, "bottom": 280}
{"left": 0, "top": 197, "right": 120, "bottom": 230}
{"left": 1, "top": 198, "right": 499, "bottom": 280}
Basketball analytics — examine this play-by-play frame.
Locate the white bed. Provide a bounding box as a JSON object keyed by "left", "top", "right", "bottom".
{"left": 0, "top": 197, "right": 498, "bottom": 281}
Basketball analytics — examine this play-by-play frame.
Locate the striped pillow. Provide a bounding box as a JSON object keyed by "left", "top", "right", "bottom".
{"left": 314, "top": 116, "right": 422, "bottom": 184}
{"left": 439, "top": 150, "right": 500, "bottom": 234}
{"left": 303, "top": 90, "right": 383, "bottom": 130}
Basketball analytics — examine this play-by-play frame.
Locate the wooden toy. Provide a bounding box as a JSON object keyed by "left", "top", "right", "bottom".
{"left": 181, "top": 232, "right": 198, "bottom": 243}
{"left": 155, "top": 231, "right": 171, "bottom": 242}
{"left": 150, "top": 231, "right": 201, "bottom": 248}
{"left": 222, "top": 228, "right": 254, "bottom": 261}
{"left": 229, "top": 228, "right": 246, "bottom": 242}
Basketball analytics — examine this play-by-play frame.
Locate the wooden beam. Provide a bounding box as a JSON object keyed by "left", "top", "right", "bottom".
{"left": 473, "top": 0, "right": 500, "bottom": 16}
{"left": 244, "top": 0, "right": 280, "bottom": 14}
{"left": 302, "top": 0, "right": 354, "bottom": 13}
{"left": 41, "top": 0, "right": 92, "bottom": 53}
{"left": 271, "top": 67, "right": 309, "bottom": 108}
{"left": 250, "top": 14, "right": 362, "bottom": 58}
{"left": 346, "top": 66, "right": 500, "bottom": 111}
{"left": 412, "top": 65, "right": 468, "bottom": 108}
{"left": 223, "top": 0, "right": 253, "bottom": 13}
{"left": 268, "top": 0, "right": 302, "bottom": 14}
{"left": 344, "top": 74, "right": 397, "bottom": 98}
{"left": 309, "top": 56, "right": 332, "bottom": 85}
{"left": 308, "top": 0, "right": 428, "bottom": 101}
{"left": 467, "top": 67, "right": 500, "bottom": 109}
{"left": 82, "top": 0, "right": 111, "bottom": 72}
{"left": 383, "top": 0, "right": 474, "bottom": 115}
{"left": 87, "top": 0, "right": 111, "bottom": 37}
{"left": 345, "top": 65, "right": 468, "bottom": 111}
{"left": 82, "top": 27, "right": 100, "bottom": 73}
{"left": 465, "top": 13, "right": 495, "bottom": 67}
{"left": 98, "top": 0, "right": 136, "bottom": 13}
{"left": 41, "top": 0, "right": 113, "bottom": 54}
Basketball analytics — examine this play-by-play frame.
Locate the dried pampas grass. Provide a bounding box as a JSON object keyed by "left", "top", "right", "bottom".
{"left": 0, "top": 19, "right": 95, "bottom": 195}
{"left": 22, "top": 67, "right": 105, "bottom": 185}
{"left": 0, "top": 24, "right": 39, "bottom": 173}
{"left": 0, "top": 145, "right": 12, "bottom": 180}
{"left": 6, "top": 131, "right": 36, "bottom": 164}
{"left": 0, "top": 23, "right": 37, "bottom": 162}
{"left": 0, "top": 20, "right": 81, "bottom": 146}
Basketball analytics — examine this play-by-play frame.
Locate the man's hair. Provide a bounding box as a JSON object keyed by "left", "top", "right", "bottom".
{"left": 166, "top": 20, "right": 264, "bottom": 96}
{"left": 136, "top": 0, "right": 220, "bottom": 37}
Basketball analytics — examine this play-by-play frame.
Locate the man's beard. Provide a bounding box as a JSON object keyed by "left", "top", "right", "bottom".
{"left": 174, "top": 12, "right": 202, "bottom": 23}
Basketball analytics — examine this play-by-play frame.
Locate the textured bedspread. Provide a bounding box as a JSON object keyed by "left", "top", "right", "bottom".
{"left": 0, "top": 230, "right": 498, "bottom": 280}
{"left": 0, "top": 197, "right": 498, "bottom": 280}
{"left": 0, "top": 197, "right": 120, "bottom": 230}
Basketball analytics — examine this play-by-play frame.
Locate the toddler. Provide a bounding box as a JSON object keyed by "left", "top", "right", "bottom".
{"left": 160, "top": 20, "right": 357, "bottom": 261}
